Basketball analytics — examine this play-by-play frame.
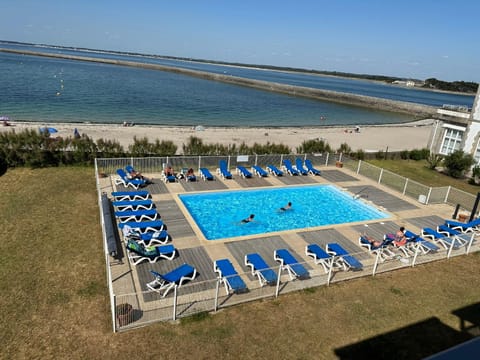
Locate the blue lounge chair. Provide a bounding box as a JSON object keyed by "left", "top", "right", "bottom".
{"left": 437, "top": 225, "right": 470, "bottom": 246}
{"left": 358, "top": 235, "right": 395, "bottom": 260}
{"left": 118, "top": 220, "right": 166, "bottom": 234}
{"left": 112, "top": 199, "right": 154, "bottom": 211}
{"left": 236, "top": 165, "right": 253, "bottom": 178}
{"left": 326, "top": 243, "right": 363, "bottom": 271}
{"left": 295, "top": 158, "right": 309, "bottom": 175}
{"left": 245, "top": 253, "right": 277, "bottom": 286}
{"left": 305, "top": 244, "right": 335, "bottom": 273}
{"left": 115, "top": 209, "right": 160, "bottom": 223}
{"left": 214, "top": 259, "right": 248, "bottom": 294}
{"left": 404, "top": 230, "right": 440, "bottom": 254}
{"left": 266, "top": 164, "right": 284, "bottom": 176}
{"left": 111, "top": 190, "right": 151, "bottom": 201}
{"left": 304, "top": 159, "right": 322, "bottom": 176}
{"left": 251, "top": 165, "right": 269, "bottom": 177}
{"left": 162, "top": 172, "right": 177, "bottom": 183}
{"left": 282, "top": 159, "right": 300, "bottom": 176}
{"left": 199, "top": 167, "right": 215, "bottom": 181}
{"left": 218, "top": 160, "right": 233, "bottom": 179}
{"left": 444, "top": 218, "right": 480, "bottom": 233}
{"left": 421, "top": 227, "right": 460, "bottom": 250}
{"left": 125, "top": 239, "right": 176, "bottom": 265}
{"left": 274, "top": 249, "right": 309, "bottom": 280}
{"left": 123, "top": 226, "right": 170, "bottom": 246}
{"left": 146, "top": 264, "right": 197, "bottom": 297}
{"left": 114, "top": 169, "right": 146, "bottom": 189}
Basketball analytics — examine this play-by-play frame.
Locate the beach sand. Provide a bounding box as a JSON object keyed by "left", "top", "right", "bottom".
{"left": 0, "top": 119, "right": 435, "bottom": 153}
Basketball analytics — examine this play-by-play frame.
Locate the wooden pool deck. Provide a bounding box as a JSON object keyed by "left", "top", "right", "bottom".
{"left": 100, "top": 166, "right": 472, "bottom": 308}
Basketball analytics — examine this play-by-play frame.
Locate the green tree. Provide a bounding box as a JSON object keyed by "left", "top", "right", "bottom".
{"left": 443, "top": 150, "right": 474, "bottom": 178}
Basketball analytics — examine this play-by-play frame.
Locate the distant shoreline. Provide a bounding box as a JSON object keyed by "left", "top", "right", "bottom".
{"left": 0, "top": 48, "right": 437, "bottom": 117}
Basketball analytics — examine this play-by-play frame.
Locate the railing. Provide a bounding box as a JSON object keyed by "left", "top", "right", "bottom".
{"left": 112, "top": 235, "right": 476, "bottom": 331}
{"left": 96, "top": 154, "right": 480, "bottom": 331}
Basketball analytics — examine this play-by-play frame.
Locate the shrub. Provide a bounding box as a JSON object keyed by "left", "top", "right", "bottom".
{"left": 443, "top": 150, "right": 474, "bottom": 178}
{"left": 337, "top": 142, "right": 351, "bottom": 154}
{"left": 400, "top": 150, "right": 409, "bottom": 160}
{"left": 296, "top": 139, "right": 331, "bottom": 154}
{"left": 426, "top": 153, "right": 443, "bottom": 170}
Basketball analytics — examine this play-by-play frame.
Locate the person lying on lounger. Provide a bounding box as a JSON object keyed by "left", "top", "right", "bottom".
{"left": 279, "top": 202, "right": 292, "bottom": 211}
{"left": 364, "top": 235, "right": 383, "bottom": 247}
{"left": 241, "top": 214, "right": 255, "bottom": 223}
{"left": 128, "top": 169, "right": 152, "bottom": 184}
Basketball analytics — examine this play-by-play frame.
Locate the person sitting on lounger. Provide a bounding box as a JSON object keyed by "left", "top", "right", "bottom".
{"left": 393, "top": 226, "right": 407, "bottom": 247}
{"left": 165, "top": 165, "right": 174, "bottom": 177}
{"left": 186, "top": 168, "right": 196, "bottom": 181}
{"left": 280, "top": 202, "right": 292, "bottom": 211}
{"left": 241, "top": 214, "right": 255, "bottom": 223}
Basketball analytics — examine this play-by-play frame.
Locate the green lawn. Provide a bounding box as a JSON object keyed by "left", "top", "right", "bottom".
{"left": 367, "top": 159, "right": 480, "bottom": 194}
{"left": 1, "top": 167, "right": 479, "bottom": 359}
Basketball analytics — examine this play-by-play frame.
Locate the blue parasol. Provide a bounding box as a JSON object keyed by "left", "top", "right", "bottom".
{"left": 40, "top": 127, "right": 58, "bottom": 134}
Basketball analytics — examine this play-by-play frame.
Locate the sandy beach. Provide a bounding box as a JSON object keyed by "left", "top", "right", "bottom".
{"left": 0, "top": 119, "right": 435, "bottom": 153}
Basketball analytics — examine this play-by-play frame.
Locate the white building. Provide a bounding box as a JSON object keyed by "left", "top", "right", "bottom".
{"left": 429, "top": 86, "right": 480, "bottom": 163}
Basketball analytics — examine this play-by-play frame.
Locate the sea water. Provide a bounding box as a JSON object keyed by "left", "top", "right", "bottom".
{"left": 0, "top": 44, "right": 474, "bottom": 127}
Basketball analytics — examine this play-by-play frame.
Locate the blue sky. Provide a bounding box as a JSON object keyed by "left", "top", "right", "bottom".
{"left": 1, "top": 0, "right": 479, "bottom": 82}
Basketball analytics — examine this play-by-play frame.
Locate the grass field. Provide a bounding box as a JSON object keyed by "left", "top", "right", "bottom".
{"left": 1, "top": 166, "right": 479, "bottom": 359}
{"left": 367, "top": 159, "right": 480, "bottom": 194}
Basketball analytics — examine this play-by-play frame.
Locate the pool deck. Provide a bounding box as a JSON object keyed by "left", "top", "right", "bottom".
{"left": 100, "top": 166, "right": 472, "bottom": 314}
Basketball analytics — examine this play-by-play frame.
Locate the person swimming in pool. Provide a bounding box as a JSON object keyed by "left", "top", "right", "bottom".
{"left": 241, "top": 214, "right": 255, "bottom": 223}
{"left": 280, "top": 202, "right": 292, "bottom": 211}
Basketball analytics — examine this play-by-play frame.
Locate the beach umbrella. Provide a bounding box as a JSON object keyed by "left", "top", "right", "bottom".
{"left": 0, "top": 115, "right": 11, "bottom": 121}
{"left": 195, "top": 125, "right": 205, "bottom": 131}
{"left": 40, "top": 127, "right": 58, "bottom": 134}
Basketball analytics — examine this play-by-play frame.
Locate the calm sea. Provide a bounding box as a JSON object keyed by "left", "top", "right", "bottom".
{"left": 0, "top": 43, "right": 475, "bottom": 127}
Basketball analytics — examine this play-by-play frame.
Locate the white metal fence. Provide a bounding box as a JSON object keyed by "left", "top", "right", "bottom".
{"left": 111, "top": 235, "right": 476, "bottom": 330}
{"left": 95, "top": 154, "right": 480, "bottom": 331}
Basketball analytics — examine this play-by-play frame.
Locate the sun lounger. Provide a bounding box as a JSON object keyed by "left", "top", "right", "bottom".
{"left": 115, "top": 209, "right": 160, "bottom": 223}
{"left": 236, "top": 165, "right": 253, "bottom": 178}
{"left": 245, "top": 253, "right": 277, "bottom": 286}
{"left": 421, "top": 227, "right": 460, "bottom": 250}
{"left": 118, "top": 220, "right": 166, "bottom": 234}
{"left": 305, "top": 243, "right": 335, "bottom": 273}
{"left": 126, "top": 239, "right": 176, "bottom": 265}
{"left": 295, "top": 158, "right": 309, "bottom": 175}
{"left": 114, "top": 169, "right": 146, "bottom": 189}
{"left": 146, "top": 264, "right": 197, "bottom": 297}
{"left": 123, "top": 225, "right": 170, "bottom": 246}
{"left": 112, "top": 199, "right": 155, "bottom": 211}
{"left": 274, "top": 249, "right": 309, "bottom": 280}
{"left": 162, "top": 172, "right": 177, "bottom": 183}
{"left": 358, "top": 235, "right": 395, "bottom": 260}
{"left": 444, "top": 218, "right": 480, "bottom": 233}
{"left": 199, "top": 167, "right": 215, "bottom": 181}
{"left": 404, "top": 230, "right": 440, "bottom": 254}
{"left": 304, "top": 159, "right": 322, "bottom": 176}
{"left": 251, "top": 165, "right": 268, "bottom": 177}
{"left": 214, "top": 258, "right": 248, "bottom": 294}
{"left": 326, "top": 243, "right": 363, "bottom": 271}
{"left": 218, "top": 160, "right": 233, "bottom": 179}
{"left": 266, "top": 164, "right": 284, "bottom": 176}
{"left": 282, "top": 159, "right": 300, "bottom": 176}
{"left": 437, "top": 225, "right": 470, "bottom": 246}
{"left": 111, "top": 190, "right": 151, "bottom": 201}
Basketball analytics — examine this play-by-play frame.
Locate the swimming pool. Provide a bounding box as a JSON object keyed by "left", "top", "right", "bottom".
{"left": 178, "top": 185, "right": 390, "bottom": 240}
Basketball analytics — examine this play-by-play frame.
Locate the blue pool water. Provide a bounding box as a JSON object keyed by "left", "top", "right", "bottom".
{"left": 178, "top": 185, "right": 389, "bottom": 240}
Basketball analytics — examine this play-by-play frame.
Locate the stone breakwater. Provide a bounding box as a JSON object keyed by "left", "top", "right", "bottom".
{"left": 1, "top": 48, "right": 436, "bottom": 116}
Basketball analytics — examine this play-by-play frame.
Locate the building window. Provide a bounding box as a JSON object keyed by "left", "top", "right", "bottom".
{"left": 440, "top": 128, "right": 463, "bottom": 155}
